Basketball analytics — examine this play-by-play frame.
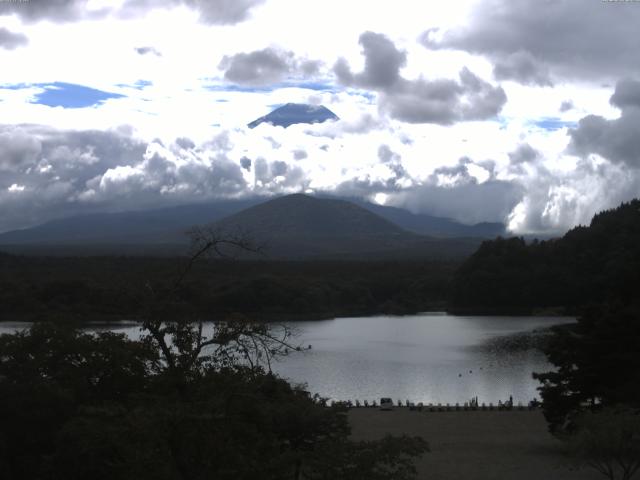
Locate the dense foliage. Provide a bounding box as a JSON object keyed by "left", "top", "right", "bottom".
{"left": 533, "top": 303, "right": 640, "bottom": 433}
{"left": 0, "top": 255, "right": 455, "bottom": 321}
{"left": 0, "top": 230, "right": 428, "bottom": 479}
{"left": 0, "top": 321, "right": 428, "bottom": 479}
{"left": 451, "top": 199, "right": 640, "bottom": 313}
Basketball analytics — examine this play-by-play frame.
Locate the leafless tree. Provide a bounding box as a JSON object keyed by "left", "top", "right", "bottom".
{"left": 140, "top": 225, "right": 299, "bottom": 381}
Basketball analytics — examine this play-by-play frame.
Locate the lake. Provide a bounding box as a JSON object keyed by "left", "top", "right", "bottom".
{"left": 0, "top": 314, "right": 569, "bottom": 405}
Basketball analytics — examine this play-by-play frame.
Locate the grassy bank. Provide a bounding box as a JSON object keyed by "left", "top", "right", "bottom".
{"left": 349, "top": 409, "right": 600, "bottom": 480}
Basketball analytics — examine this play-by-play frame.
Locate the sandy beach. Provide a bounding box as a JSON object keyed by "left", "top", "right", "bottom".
{"left": 349, "top": 409, "right": 600, "bottom": 480}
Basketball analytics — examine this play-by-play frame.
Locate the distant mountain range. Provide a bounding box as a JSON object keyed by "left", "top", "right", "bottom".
{"left": 247, "top": 103, "right": 339, "bottom": 128}
{"left": 350, "top": 199, "right": 505, "bottom": 238}
{"left": 0, "top": 194, "right": 506, "bottom": 259}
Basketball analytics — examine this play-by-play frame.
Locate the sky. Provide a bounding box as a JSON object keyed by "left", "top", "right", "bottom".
{"left": 1, "top": 0, "right": 640, "bottom": 235}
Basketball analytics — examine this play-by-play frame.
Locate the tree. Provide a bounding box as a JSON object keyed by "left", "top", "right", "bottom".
{"left": 533, "top": 303, "right": 640, "bottom": 433}
{"left": 0, "top": 227, "right": 429, "bottom": 479}
{"left": 139, "top": 226, "right": 301, "bottom": 390}
{"left": 565, "top": 407, "right": 640, "bottom": 480}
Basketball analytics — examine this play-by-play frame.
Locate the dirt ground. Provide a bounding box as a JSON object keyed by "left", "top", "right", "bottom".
{"left": 348, "top": 408, "right": 601, "bottom": 480}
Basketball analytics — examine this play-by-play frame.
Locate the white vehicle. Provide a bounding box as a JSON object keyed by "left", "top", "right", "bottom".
{"left": 379, "top": 397, "right": 394, "bottom": 410}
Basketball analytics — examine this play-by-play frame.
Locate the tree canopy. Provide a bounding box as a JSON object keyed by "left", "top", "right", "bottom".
{"left": 0, "top": 228, "right": 428, "bottom": 479}
{"left": 451, "top": 199, "right": 640, "bottom": 313}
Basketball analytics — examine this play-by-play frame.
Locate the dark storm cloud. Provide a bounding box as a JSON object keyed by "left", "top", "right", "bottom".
{"left": 0, "top": 126, "right": 257, "bottom": 232}
{"left": 560, "top": 100, "right": 574, "bottom": 112}
{"left": 253, "top": 157, "right": 307, "bottom": 191}
{"left": 609, "top": 78, "right": 640, "bottom": 110}
{"left": 376, "top": 144, "right": 408, "bottom": 186}
{"left": 0, "top": 127, "right": 42, "bottom": 171}
{"left": 429, "top": 157, "right": 475, "bottom": 184}
{"left": 240, "top": 156, "right": 252, "bottom": 171}
{"left": 292, "top": 150, "right": 307, "bottom": 160}
{"left": 335, "top": 32, "right": 506, "bottom": 125}
{"left": 422, "top": 0, "right": 640, "bottom": 81}
{"left": 0, "top": 125, "right": 147, "bottom": 231}
{"left": 379, "top": 68, "right": 506, "bottom": 125}
{"left": 120, "top": 0, "right": 266, "bottom": 24}
{"left": 175, "top": 137, "right": 196, "bottom": 149}
{"left": 188, "top": 0, "right": 265, "bottom": 24}
{"left": 568, "top": 79, "right": 640, "bottom": 168}
{"left": 0, "top": 0, "right": 264, "bottom": 24}
{"left": 334, "top": 32, "right": 407, "bottom": 90}
{"left": 394, "top": 179, "right": 523, "bottom": 225}
{"left": 377, "top": 144, "right": 400, "bottom": 164}
{"left": 0, "top": 28, "right": 28, "bottom": 49}
{"left": 0, "top": 0, "right": 95, "bottom": 23}
{"left": 509, "top": 143, "right": 540, "bottom": 165}
{"left": 333, "top": 162, "right": 521, "bottom": 225}
{"left": 220, "top": 48, "right": 291, "bottom": 85}
{"left": 568, "top": 112, "right": 640, "bottom": 168}
{"left": 300, "top": 60, "right": 322, "bottom": 77}
{"left": 332, "top": 177, "right": 397, "bottom": 198}
{"left": 492, "top": 51, "right": 553, "bottom": 87}
{"left": 219, "top": 47, "right": 322, "bottom": 86}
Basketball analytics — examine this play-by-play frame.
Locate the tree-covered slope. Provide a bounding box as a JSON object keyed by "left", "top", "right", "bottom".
{"left": 451, "top": 199, "right": 640, "bottom": 313}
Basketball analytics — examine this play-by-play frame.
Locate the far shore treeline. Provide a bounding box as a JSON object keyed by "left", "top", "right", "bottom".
{"left": 0, "top": 256, "right": 455, "bottom": 322}
{"left": 1, "top": 199, "right": 639, "bottom": 322}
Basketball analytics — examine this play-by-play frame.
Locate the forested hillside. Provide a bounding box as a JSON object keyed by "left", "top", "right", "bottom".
{"left": 451, "top": 199, "right": 640, "bottom": 313}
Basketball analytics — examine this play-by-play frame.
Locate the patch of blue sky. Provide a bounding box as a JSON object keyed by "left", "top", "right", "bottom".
{"left": 496, "top": 116, "right": 509, "bottom": 129}
{"left": 0, "top": 82, "right": 31, "bottom": 90}
{"left": 346, "top": 90, "right": 376, "bottom": 101}
{"left": 205, "top": 84, "right": 274, "bottom": 93}
{"left": 204, "top": 81, "right": 336, "bottom": 94}
{"left": 30, "top": 82, "right": 125, "bottom": 108}
{"left": 117, "top": 80, "right": 153, "bottom": 90}
{"left": 291, "top": 81, "right": 335, "bottom": 91}
{"left": 530, "top": 117, "right": 577, "bottom": 131}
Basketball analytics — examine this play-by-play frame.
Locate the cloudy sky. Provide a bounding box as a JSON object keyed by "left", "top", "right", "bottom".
{"left": 1, "top": 0, "right": 640, "bottom": 235}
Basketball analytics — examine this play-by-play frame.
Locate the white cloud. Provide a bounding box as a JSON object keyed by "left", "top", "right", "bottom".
{"left": 0, "top": 0, "right": 639, "bottom": 236}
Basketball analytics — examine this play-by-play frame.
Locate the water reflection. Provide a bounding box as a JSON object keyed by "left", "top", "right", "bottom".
{"left": 270, "top": 314, "right": 570, "bottom": 404}
{"left": 0, "top": 314, "right": 570, "bottom": 404}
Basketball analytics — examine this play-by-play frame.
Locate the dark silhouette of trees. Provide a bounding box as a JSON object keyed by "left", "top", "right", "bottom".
{"left": 533, "top": 304, "right": 640, "bottom": 433}
{"left": 451, "top": 199, "right": 640, "bottom": 313}
{"left": 0, "top": 228, "right": 428, "bottom": 479}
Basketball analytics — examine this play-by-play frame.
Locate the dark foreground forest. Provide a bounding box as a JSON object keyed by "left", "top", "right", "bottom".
{"left": 1, "top": 200, "right": 640, "bottom": 479}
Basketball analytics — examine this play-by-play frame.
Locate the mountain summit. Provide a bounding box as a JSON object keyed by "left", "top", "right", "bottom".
{"left": 247, "top": 103, "right": 338, "bottom": 128}
{"left": 216, "top": 194, "right": 404, "bottom": 237}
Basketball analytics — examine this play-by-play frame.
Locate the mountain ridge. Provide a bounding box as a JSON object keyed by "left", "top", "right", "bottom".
{"left": 0, "top": 194, "right": 499, "bottom": 259}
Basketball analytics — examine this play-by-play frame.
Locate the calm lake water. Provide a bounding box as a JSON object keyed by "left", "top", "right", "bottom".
{"left": 0, "top": 314, "right": 570, "bottom": 405}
